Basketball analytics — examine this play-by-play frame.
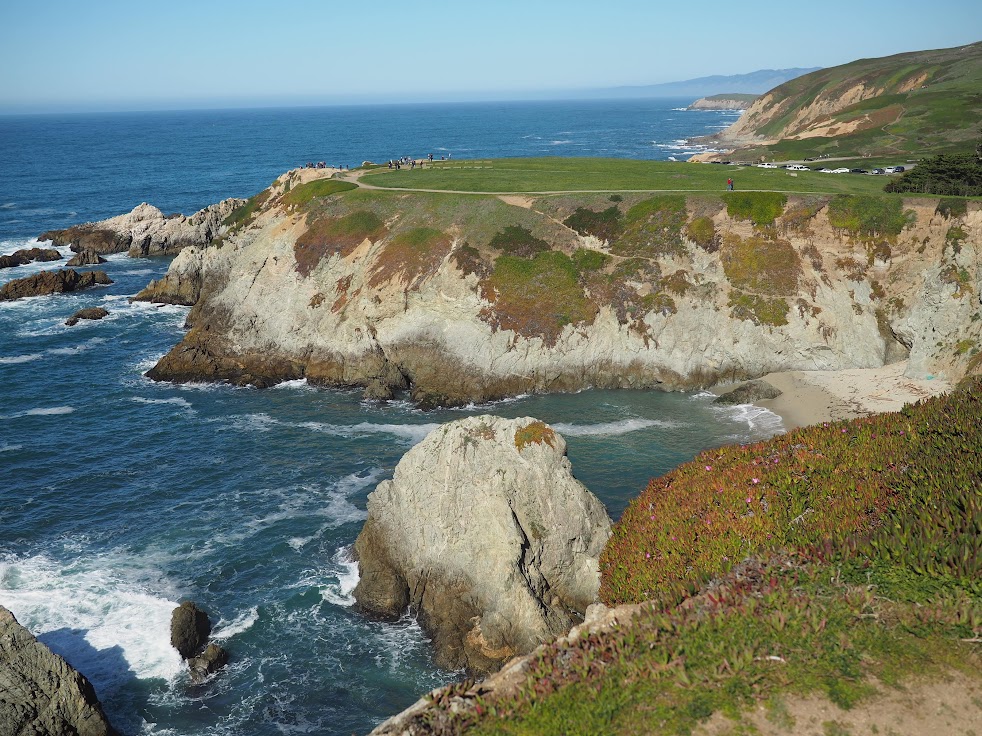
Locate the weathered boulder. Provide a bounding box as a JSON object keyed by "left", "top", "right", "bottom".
{"left": 169, "top": 601, "right": 211, "bottom": 659}
{"left": 0, "top": 247, "right": 61, "bottom": 269}
{"left": 0, "top": 269, "right": 112, "bottom": 301}
{"left": 713, "top": 379, "right": 783, "bottom": 405}
{"left": 66, "top": 307, "right": 110, "bottom": 326}
{"left": 39, "top": 198, "right": 244, "bottom": 257}
{"left": 353, "top": 416, "right": 613, "bottom": 673}
{"left": 187, "top": 643, "right": 229, "bottom": 683}
{"left": 0, "top": 606, "right": 117, "bottom": 736}
{"left": 66, "top": 248, "right": 107, "bottom": 267}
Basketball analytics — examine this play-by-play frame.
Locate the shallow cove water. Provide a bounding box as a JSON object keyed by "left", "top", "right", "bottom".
{"left": 0, "top": 100, "right": 779, "bottom": 735}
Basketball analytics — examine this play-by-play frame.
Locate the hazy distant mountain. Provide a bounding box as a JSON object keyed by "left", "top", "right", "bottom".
{"left": 586, "top": 68, "right": 822, "bottom": 99}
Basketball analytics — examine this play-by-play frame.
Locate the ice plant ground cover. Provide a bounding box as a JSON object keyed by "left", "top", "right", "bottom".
{"left": 422, "top": 380, "right": 982, "bottom": 735}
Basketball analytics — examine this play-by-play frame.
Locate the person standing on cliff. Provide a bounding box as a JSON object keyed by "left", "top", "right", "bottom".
{"left": 727, "top": 177, "right": 734, "bottom": 191}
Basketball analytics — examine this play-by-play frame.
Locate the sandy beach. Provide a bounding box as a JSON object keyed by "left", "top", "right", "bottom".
{"left": 749, "top": 361, "right": 952, "bottom": 431}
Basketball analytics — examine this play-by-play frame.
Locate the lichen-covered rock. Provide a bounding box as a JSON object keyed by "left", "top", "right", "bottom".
{"left": 169, "top": 601, "right": 211, "bottom": 659}
{"left": 40, "top": 199, "right": 243, "bottom": 257}
{"left": 65, "top": 307, "right": 110, "bottom": 326}
{"left": 714, "top": 379, "right": 783, "bottom": 404}
{"left": 0, "top": 269, "right": 112, "bottom": 301}
{"left": 353, "top": 415, "right": 613, "bottom": 673}
{"left": 0, "top": 606, "right": 117, "bottom": 736}
{"left": 66, "top": 248, "right": 107, "bottom": 267}
{"left": 0, "top": 247, "right": 61, "bottom": 269}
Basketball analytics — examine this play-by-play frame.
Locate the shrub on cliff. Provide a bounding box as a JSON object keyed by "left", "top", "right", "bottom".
{"left": 563, "top": 206, "right": 623, "bottom": 242}
{"left": 884, "top": 152, "right": 982, "bottom": 197}
{"left": 723, "top": 191, "right": 787, "bottom": 227}
{"left": 827, "top": 195, "right": 914, "bottom": 239}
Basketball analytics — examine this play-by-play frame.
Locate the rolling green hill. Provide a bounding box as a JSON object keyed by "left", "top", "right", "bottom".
{"left": 706, "top": 41, "right": 982, "bottom": 163}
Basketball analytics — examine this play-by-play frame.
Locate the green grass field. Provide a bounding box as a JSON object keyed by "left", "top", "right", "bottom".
{"left": 359, "top": 157, "right": 909, "bottom": 196}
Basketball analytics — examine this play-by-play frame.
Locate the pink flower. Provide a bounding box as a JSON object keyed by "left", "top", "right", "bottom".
{"left": 752, "top": 477, "right": 760, "bottom": 484}
{"left": 773, "top": 458, "right": 779, "bottom": 464}
{"left": 650, "top": 514, "right": 655, "bottom": 520}
{"left": 705, "top": 465, "right": 712, "bottom": 471}
{"left": 670, "top": 535, "right": 677, "bottom": 541}
{"left": 746, "top": 496, "right": 753, "bottom": 503}
{"left": 646, "top": 552, "right": 651, "bottom": 559}
{"left": 842, "top": 429, "right": 848, "bottom": 433}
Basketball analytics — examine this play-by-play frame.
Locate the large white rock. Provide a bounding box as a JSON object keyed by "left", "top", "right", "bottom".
{"left": 353, "top": 415, "right": 612, "bottom": 673}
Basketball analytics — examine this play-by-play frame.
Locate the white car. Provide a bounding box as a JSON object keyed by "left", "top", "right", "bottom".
{"left": 756, "top": 163, "right": 777, "bottom": 169}
{"left": 831, "top": 168, "right": 850, "bottom": 174}
{"left": 787, "top": 164, "right": 810, "bottom": 171}
{"left": 819, "top": 168, "right": 834, "bottom": 173}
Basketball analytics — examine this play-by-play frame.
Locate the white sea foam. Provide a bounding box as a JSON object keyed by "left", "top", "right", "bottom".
{"left": 0, "top": 202, "right": 15, "bottom": 209}
{"left": 3, "top": 406, "right": 76, "bottom": 418}
{"left": 715, "top": 402, "right": 785, "bottom": 437}
{"left": 548, "top": 139, "right": 572, "bottom": 145}
{"left": 297, "top": 419, "right": 438, "bottom": 444}
{"left": 225, "top": 412, "right": 279, "bottom": 432}
{"left": 321, "top": 546, "right": 360, "bottom": 607}
{"left": 552, "top": 417, "right": 672, "bottom": 437}
{"left": 0, "top": 353, "right": 43, "bottom": 364}
{"left": 0, "top": 553, "right": 184, "bottom": 697}
{"left": 47, "top": 337, "right": 107, "bottom": 355}
{"left": 0, "top": 444, "right": 23, "bottom": 453}
{"left": 131, "top": 396, "right": 193, "bottom": 410}
{"left": 211, "top": 606, "right": 259, "bottom": 642}
{"left": 272, "top": 378, "right": 311, "bottom": 390}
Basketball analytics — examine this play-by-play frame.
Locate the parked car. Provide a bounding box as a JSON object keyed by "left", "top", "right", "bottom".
{"left": 850, "top": 168, "right": 868, "bottom": 174}
{"left": 893, "top": 166, "right": 906, "bottom": 173}
{"left": 831, "top": 168, "right": 850, "bottom": 174}
{"left": 818, "top": 168, "right": 834, "bottom": 173}
{"left": 787, "top": 164, "right": 810, "bottom": 171}
{"left": 871, "top": 168, "right": 885, "bottom": 175}
{"left": 757, "top": 163, "right": 777, "bottom": 169}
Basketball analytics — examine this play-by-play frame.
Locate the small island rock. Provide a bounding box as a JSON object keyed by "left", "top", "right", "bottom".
{"left": 0, "top": 606, "right": 117, "bottom": 736}
{"left": 169, "top": 601, "right": 211, "bottom": 659}
{"left": 66, "top": 248, "right": 108, "bottom": 267}
{"left": 353, "top": 415, "right": 613, "bottom": 673}
{"left": 0, "top": 247, "right": 62, "bottom": 269}
{"left": 65, "top": 307, "right": 110, "bottom": 326}
{"left": 187, "top": 643, "right": 229, "bottom": 683}
{"left": 713, "top": 379, "right": 783, "bottom": 404}
{"left": 0, "top": 269, "right": 112, "bottom": 301}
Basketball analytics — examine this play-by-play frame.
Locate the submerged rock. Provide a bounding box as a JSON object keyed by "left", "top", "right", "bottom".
{"left": 66, "top": 248, "right": 108, "bottom": 267}
{"left": 65, "top": 307, "right": 110, "bottom": 326}
{"left": 0, "top": 247, "right": 61, "bottom": 269}
{"left": 0, "top": 269, "right": 112, "bottom": 301}
{"left": 0, "top": 605, "right": 117, "bottom": 736}
{"left": 713, "top": 379, "right": 783, "bottom": 404}
{"left": 353, "top": 415, "right": 612, "bottom": 673}
{"left": 40, "top": 199, "right": 244, "bottom": 257}
{"left": 170, "top": 601, "right": 211, "bottom": 659}
{"left": 187, "top": 643, "right": 229, "bottom": 683}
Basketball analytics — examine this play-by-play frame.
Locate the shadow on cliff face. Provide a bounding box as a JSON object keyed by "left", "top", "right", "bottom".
{"left": 38, "top": 628, "right": 144, "bottom": 731}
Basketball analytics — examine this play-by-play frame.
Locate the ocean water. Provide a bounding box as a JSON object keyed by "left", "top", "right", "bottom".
{"left": 0, "top": 100, "right": 775, "bottom": 735}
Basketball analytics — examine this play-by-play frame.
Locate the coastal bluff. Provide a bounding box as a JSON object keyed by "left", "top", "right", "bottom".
{"left": 131, "top": 166, "right": 981, "bottom": 406}
{"left": 353, "top": 416, "right": 612, "bottom": 673}
{"left": 686, "top": 93, "right": 756, "bottom": 110}
{"left": 0, "top": 606, "right": 117, "bottom": 736}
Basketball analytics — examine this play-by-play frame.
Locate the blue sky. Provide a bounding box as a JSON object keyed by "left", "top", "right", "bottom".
{"left": 1, "top": 0, "right": 980, "bottom": 113}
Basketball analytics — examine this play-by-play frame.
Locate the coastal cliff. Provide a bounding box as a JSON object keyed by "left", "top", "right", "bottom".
{"left": 686, "top": 94, "right": 756, "bottom": 110}
{"left": 135, "top": 168, "right": 981, "bottom": 406}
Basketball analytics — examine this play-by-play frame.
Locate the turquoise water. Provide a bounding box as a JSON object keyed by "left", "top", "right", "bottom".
{"left": 0, "top": 101, "right": 777, "bottom": 735}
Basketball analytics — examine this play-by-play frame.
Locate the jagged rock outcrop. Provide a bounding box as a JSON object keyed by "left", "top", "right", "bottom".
{"left": 0, "top": 606, "right": 117, "bottom": 736}
{"left": 0, "top": 269, "right": 112, "bottom": 301}
{"left": 66, "top": 248, "right": 107, "bottom": 267}
{"left": 132, "top": 245, "right": 223, "bottom": 306}
{"left": 66, "top": 307, "right": 110, "bottom": 326}
{"left": 39, "top": 199, "right": 244, "bottom": 257}
{"left": 714, "top": 379, "right": 782, "bottom": 404}
{"left": 0, "top": 247, "right": 61, "bottom": 269}
{"left": 169, "top": 601, "right": 228, "bottom": 683}
{"left": 353, "top": 416, "right": 613, "bottom": 673}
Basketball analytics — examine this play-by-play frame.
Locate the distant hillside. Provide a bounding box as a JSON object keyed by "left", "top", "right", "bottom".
{"left": 702, "top": 42, "right": 982, "bottom": 161}
{"left": 588, "top": 68, "right": 820, "bottom": 99}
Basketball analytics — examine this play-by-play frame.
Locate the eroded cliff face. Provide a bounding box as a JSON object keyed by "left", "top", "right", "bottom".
{"left": 140, "top": 171, "right": 982, "bottom": 405}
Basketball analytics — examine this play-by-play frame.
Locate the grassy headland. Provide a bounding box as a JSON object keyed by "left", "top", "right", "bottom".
{"left": 359, "top": 158, "right": 905, "bottom": 195}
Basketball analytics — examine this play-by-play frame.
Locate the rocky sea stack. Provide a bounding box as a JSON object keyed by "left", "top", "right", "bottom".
{"left": 0, "top": 269, "right": 112, "bottom": 301}
{"left": 353, "top": 415, "right": 612, "bottom": 673}
{"left": 169, "top": 601, "right": 228, "bottom": 682}
{"left": 0, "top": 606, "right": 117, "bottom": 736}
{"left": 40, "top": 199, "right": 244, "bottom": 257}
